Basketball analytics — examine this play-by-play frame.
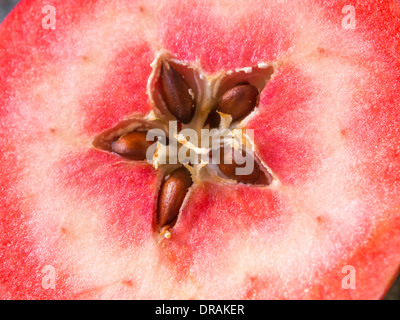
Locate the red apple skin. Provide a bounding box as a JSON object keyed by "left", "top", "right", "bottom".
{"left": 0, "top": 0, "right": 399, "bottom": 299}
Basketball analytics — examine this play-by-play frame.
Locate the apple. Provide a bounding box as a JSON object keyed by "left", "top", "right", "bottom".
{"left": 0, "top": 0, "right": 399, "bottom": 299}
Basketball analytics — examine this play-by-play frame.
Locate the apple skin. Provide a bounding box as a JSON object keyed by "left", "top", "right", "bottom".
{"left": 0, "top": 0, "right": 399, "bottom": 299}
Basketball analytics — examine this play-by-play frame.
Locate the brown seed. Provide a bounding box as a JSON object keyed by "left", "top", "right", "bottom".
{"left": 158, "top": 167, "right": 193, "bottom": 228}
{"left": 206, "top": 110, "right": 222, "bottom": 128}
{"left": 207, "top": 84, "right": 259, "bottom": 128}
{"left": 161, "top": 61, "right": 196, "bottom": 124}
{"left": 217, "top": 146, "right": 261, "bottom": 184}
{"left": 111, "top": 132, "right": 153, "bottom": 160}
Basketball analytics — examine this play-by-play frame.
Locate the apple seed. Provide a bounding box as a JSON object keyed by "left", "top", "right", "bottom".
{"left": 217, "top": 146, "right": 261, "bottom": 184}
{"left": 161, "top": 61, "right": 196, "bottom": 124}
{"left": 208, "top": 84, "right": 259, "bottom": 127}
{"left": 111, "top": 131, "right": 153, "bottom": 160}
{"left": 157, "top": 167, "right": 193, "bottom": 228}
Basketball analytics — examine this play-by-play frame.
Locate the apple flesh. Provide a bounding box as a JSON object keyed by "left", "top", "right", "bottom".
{"left": 0, "top": 0, "right": 399, "bottom": 299}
